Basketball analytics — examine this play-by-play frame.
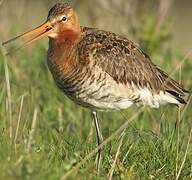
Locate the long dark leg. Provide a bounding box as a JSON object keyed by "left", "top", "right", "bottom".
{"left": 92, "top": 111, "right": 104, "bottom": 173}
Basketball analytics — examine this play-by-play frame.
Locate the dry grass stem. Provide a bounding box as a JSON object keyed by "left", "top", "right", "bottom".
{"left": 122, "top": 143, "right": 134, "bottom": 164}
{"left": 181, "top": 94, "right": 192, "bottom": 119}
{"left": 175, "top": 106, "right": 181, "bottom": 177}
{"left": 176, "top": 127, "right": 192, "bottom": 180}
{"left": 14, "top": 155, "right": 24, "bottom": 166}
{"left": 108, "top": 130, "right": 125, "bottom": 180}
{"left": 27, "top": 107, "right": 38, "bottom": 153}
{"left": 1, "top": 45, "right": 13, "bottom": 140}
{"left": 165, "top": 49, "right": 192, "bottom": 86}
{"left": 175, "top": 65, "right": 182, "bottom": 177}
{"left": 14, "top": 95, "right": 24, "bottom": 152}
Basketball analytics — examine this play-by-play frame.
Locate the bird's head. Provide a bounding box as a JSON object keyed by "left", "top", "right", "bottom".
{"left": 47, "top": 3, "right": 81, "bottom": 39}
{"left": 2, "top": 3, "right": 81, "bottom": 54}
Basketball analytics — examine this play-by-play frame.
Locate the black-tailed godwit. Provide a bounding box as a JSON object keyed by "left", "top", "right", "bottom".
{"left": 2, "top": 3, "right": 188, "bottom": 172}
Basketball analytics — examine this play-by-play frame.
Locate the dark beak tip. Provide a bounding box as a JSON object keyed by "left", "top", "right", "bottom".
{"left": 2, "top": 40, "right": 9, "bottom": 46}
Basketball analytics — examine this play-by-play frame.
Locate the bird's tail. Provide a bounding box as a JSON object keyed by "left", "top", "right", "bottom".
{"left": 157, "top": 68, "right": 189, "bottom": 104}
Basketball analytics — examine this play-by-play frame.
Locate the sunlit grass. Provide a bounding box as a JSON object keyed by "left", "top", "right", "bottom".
{"left": 0, "top": 36, "right": 191, "bottom": 179}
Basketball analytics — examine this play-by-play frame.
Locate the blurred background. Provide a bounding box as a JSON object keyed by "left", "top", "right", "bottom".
{"left": 0, "top": 0, "right": 192, "bottom": 54}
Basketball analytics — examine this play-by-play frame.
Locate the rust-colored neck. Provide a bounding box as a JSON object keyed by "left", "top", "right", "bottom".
{"left": 56, "top": 30, "right": 81, "bottom": 44}
{"left": 47, "top": 30, "right": 82, "bottom": 80}
{"left": 48, "top": 26, "right": 81, "bottom": 61}
{"left": 47, "top": 10, "right": 83, "bottom": 80}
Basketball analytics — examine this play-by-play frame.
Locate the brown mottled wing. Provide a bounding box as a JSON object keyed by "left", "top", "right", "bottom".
{"left": 79, "top": 27, "right": 188, "bottom": 103}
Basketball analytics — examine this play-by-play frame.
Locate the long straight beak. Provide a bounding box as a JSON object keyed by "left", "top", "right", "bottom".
{"left": 2, "top": 21, "right": 52, "bottom": 55}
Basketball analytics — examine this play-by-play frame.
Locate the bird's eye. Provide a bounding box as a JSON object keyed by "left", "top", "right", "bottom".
{"left": 62, "top": 16, "right": 67, "bottom": 22}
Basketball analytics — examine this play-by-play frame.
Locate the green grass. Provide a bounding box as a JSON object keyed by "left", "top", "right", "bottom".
{"left": 0, "top": 18, "right": 192, "bottom": 180}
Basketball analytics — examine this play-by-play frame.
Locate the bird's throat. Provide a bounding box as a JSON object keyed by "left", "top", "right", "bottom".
{"left": 47, "top": 36, "right": 80, "bottom": 79}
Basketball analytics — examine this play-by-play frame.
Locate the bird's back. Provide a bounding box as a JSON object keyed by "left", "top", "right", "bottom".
{"left": 47, "top": 26, "right": 188, "bottom": 110}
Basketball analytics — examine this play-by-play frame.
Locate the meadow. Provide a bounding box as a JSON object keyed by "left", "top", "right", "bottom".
{"left": 0, "top": 1, "right": 192, "bottom": 179}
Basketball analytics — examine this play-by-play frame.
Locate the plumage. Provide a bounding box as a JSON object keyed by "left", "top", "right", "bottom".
{"left": 47, "top": 25, "right": 188, "bottom": 110}
{"left": 3, "top": 2, "right": 188, "bottom": 111}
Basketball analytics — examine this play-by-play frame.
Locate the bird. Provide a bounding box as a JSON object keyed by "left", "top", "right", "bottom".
{"left": 2, "top": 2, "right": 188, "bottom": 172}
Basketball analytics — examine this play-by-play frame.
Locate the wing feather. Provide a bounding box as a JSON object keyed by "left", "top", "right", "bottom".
{"left": 79, "top": 27, "right": 188, "bottom": 103}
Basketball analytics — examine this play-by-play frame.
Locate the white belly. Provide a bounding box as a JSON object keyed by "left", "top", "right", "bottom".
{"left": 66, "top": 67, "right": 180, "bottom": 111}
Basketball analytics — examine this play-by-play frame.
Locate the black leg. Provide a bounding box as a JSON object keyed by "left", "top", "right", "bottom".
{"left": 92, "top": 111, "right": 104, "bottom": 173}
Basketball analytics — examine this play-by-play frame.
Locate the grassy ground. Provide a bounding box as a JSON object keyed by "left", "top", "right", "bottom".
{"left": 0, "top": 1, "right": 192, "bottom": 180}
{"left": 0, "top": 35, "right": 192, "bottom": 180}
